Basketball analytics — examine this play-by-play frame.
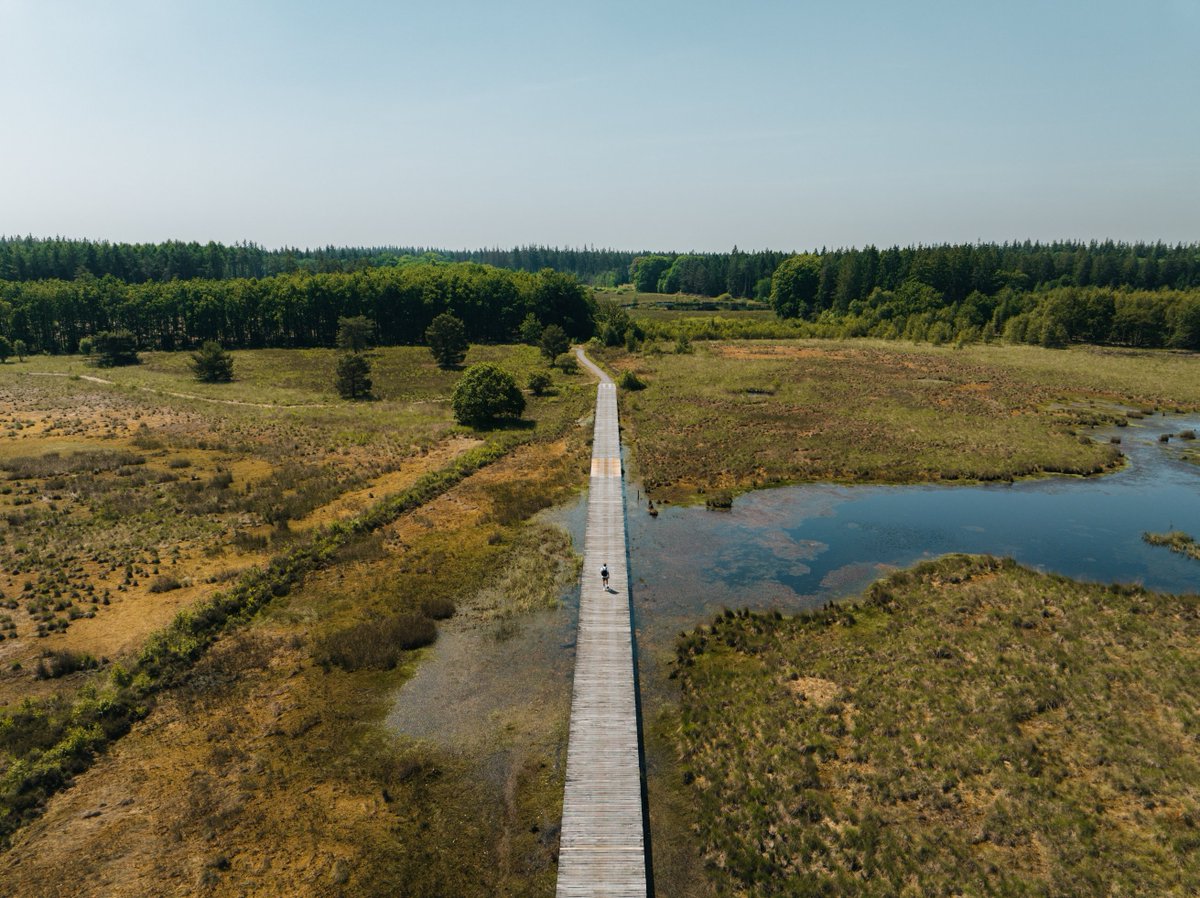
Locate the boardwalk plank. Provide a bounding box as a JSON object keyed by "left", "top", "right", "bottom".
{"left": 556, "top": 352, "right": 648, "bottom": 898}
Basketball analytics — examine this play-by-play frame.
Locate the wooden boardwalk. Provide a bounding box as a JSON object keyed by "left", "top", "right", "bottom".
{"left": 556, "top": 349, "right": 648, "bottom": 898}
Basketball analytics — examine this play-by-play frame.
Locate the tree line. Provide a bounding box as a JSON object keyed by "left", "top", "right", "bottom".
{"left": 768, "top": 251, "right": 1200, "bottom": 349}
{"left": 829, "top": 283, "right": 1200, "bottom": 350}
{"left": 0, "top": 262, "right": 594, "bottom": 354}
{"left": 637, "top": 241, "right": 1200, "bottom": 303}
{"left": 0, "top": 237, "right": 643, "bottom": 287}
{"left": 4, "top": 236, "right": 1197, "bottom": 299}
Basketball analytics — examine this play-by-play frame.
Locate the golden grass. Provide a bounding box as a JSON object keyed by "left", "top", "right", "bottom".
{"left": 601, "top": 340, "right": 1200, "bottom": 501}
{"left": 0, "top": 365, "right": 594, "bottom": 895}
{"left": 671, "top": 555, "right": 1200, "bottom": 897}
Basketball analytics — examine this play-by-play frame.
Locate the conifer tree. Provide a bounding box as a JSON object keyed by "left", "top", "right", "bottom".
{"left": 336, "top": 353, "right": 373, "bottom": 400}
{"left": 189, "top": 341, "right": 234, "bottom": 382}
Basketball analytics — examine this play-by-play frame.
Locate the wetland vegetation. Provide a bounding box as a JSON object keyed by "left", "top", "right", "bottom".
{"left": 1144, "top": 531, "right": 1200, "bottom": 562}
{"left": 3, "top": 238, "right": 1200, "bottom": 896}
{"left": 0, "top": 341, "right": 593, "bottom": 895}
{"left": 600, "top": 339, "right": 1200, "bottom": 502}
{"left": 669, "top": 555, "right": 1200, "bottom": 897}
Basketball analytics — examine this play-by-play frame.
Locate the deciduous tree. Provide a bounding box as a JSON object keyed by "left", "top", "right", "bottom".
{"left": 452, "top": 363, "right": 525, "bottom": 425}
{"left": 770, "top": 254, "right": 822, "bottom": 319}
{"left": 539, "top": 323, "right": 569, "bottom": 363}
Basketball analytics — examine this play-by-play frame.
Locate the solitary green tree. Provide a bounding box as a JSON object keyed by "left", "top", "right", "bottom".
{"left": 539, "top": 323, "right": 570, "bottom": 364}
{"left": 189, "top": 341, "right": 235, "bottom": 382}
{"left": 770, "top": 254, "right": 822, "bottom": 319}
{"left": 13, "top": 339, "right": 26, "bottom": 361}
{"left": 336, "top": 353, "right": 373, "bottom": 400}
{"left": 336, "top": 315, "right": 375, "bottom": 352}
{"left": 93, "top": 330, "right": 140, "bottom": 367}
{"left": 0, "top": 336, "right": 11, "bottom": 364}
{"left": 425, "top": 312, "right": 469, "bottom": 368}
{"left": 452, "top": 363, "right": 525, "bottom": 426}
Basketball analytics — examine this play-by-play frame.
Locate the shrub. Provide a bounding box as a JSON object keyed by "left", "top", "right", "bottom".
{"left": 316, "top": 614, "right": 437, "bottom": 671}
{"left": 619, "top": 370, "right": 647, "bottom": 391}
{"left": 705, "top": 491, "right": 734, "bottom": 509}
{"left": 77, "top": 336, "right": 94, "bottom": 356}
{"left": 425, "top": 312, "right": 469, "bottom": 369}
{"left": 189, "top": 341, "right": 234, "bottom": 383}
{"left": 34, "top": 650, "right": 98, "bottom": 679}
{"left": 0, "top": 336, "right": 11, "bottom": 364}
{"left": 92, "top": 330, "right": 140, "bottom": 367}
{"left": 207, "top": 471, "right": 233, "bottom": 490}
{"left": 148, "top": 575, "right": 182, "bottom": 593}
{"left": 452, "top": 363, "right": 526, "bottom": 426}
{"left": 420, "top": 596, "right": 456, "bottom": 620}
{"left": 527, "top": 371, "right": 552, "bottom": 396}
{"left": 233, "top": 531, "right": 268, "bottom": 551}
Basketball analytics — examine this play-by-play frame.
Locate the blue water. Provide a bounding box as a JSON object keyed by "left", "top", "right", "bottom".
{"left": 626, "top": 416, "right": 1200, "bottom": 642}
{"left": 391, "top": 415, "right": 1200, "bottom": 745}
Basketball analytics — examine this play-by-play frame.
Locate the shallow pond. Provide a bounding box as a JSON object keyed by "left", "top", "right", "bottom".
{"left": 628, "top": 415, "right": 1200, "bottom": 647}
{"left": 391, "top": 415, "right": 1200, "bottom": 743}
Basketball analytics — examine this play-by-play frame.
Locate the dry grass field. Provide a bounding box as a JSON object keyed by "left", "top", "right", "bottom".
{"left": 0, "top": 345, "right": 593, "bottom": 896}
{"left": 599, "top": 340, "right": 1200, "bottom": 502}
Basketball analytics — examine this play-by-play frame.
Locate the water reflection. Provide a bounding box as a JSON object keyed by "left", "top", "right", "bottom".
{"left": 391, "top": 415, "right": 1200, "bottom": 743}
{"left": 628, "top": 416, "right": 1200, "bottom": 646}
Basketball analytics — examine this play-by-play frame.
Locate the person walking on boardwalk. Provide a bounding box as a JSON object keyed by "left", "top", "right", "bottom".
{"left": 601, "top": 563, "right": 610, "bottom": 590}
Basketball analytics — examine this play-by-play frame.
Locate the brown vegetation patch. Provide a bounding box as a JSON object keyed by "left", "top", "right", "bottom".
{"left": 0, "top": 349, "right": 594, "bottom": 895}
{"left": 292, "top": 436, "right": 483, "bottom": 531}
{"left": 786, "top": 676, "right": 840, "bottom": 707}
{"left": 672, "top": 555, "right": 1200, "bottom": 896}
{"left": 605, "top": 341, "right": 1166, "bottom": 501}
{"left": 712, "top": 344, "right": 851, "bottom": 361}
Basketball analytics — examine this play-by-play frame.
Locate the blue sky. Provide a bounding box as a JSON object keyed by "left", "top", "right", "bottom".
{"left": 1, "top": 0, "right": 1197, "bottom": 251}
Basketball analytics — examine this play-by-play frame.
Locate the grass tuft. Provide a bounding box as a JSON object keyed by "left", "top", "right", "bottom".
{"left": 316, "top": 614, "right": 437, "bottom": 672}
{"left": 672, "top": 555, "right": 1200, "bottom": 896}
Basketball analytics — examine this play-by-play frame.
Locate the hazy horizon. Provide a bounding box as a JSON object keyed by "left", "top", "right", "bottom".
{"left": 2, "top": 0, "right": 1197, "bottom": 251}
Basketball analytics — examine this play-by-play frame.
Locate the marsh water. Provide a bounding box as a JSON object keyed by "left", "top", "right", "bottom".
{"left": 627, "top": 414, "right": 1200, "bottom": 646}
{"left": 389, "top": 415, "right": 1200, "bottom": 745}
